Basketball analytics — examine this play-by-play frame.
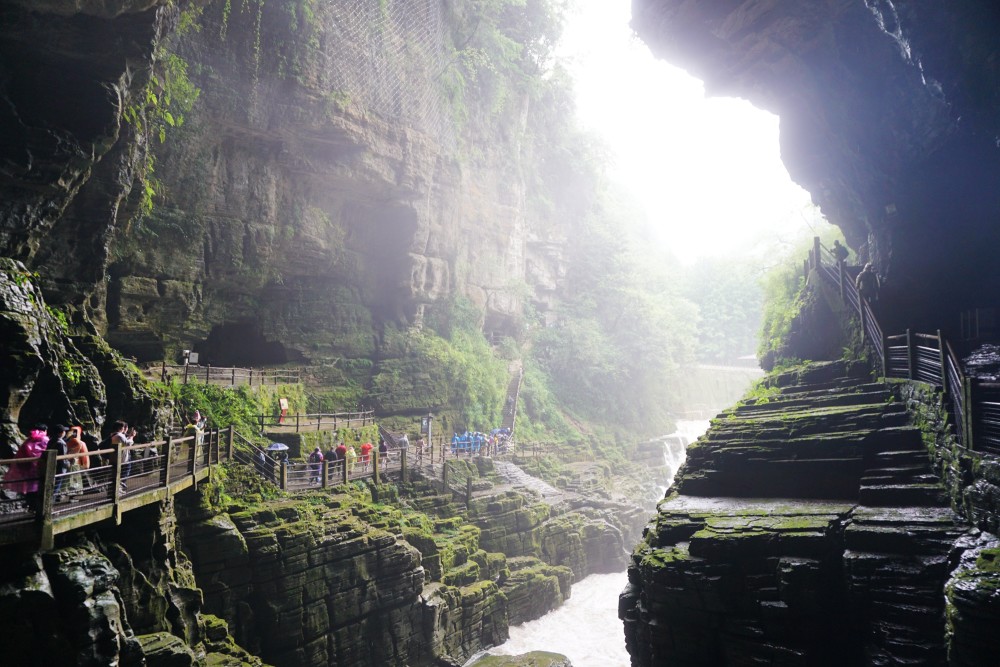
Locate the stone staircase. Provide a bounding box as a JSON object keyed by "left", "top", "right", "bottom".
{"left": 624, "top": 361, "right": 969, "bottom": 667}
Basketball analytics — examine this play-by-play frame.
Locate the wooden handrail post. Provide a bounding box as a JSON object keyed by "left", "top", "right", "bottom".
{"left": 373, "top": 451, "right": 380, "bottom": 484}
{"left": 813, "top": 236, "right": 821, "bottom": 271}
{"left": 189, "top": 436, "right": 198, "bottom": 489}
{"left": 38, "top": 450, "right": 57, "bottom": 550}
{"left": 226, "top": 425, "right": 234, "bottom": 460}
{"left": 905, "top": 329, "right": 914, "bottom": 380}
{"left": 161, "top": 360, "right": 167, "bottom": 382}
{"left": 296, "top": 414, "right": 300, "bottom": 432}
{"left": 183, "top": 363, "right": 190, "bottom": 385}
{"left": 163, "top": 435, "right": 174, "bottom": 486}
{"left": 112, "top": 441, "right": 124, "bottom": 524}
{"left": 249, "top": 369, "right": 253, "bottom": 386}
{"left": 206, "top": 364, "right": 211, "bottom": 384}
{"left": 859, "top": 299, "right": 868, "bottom": 346}
{"left": 937, "top": 330, "right": 947, "bottom": 393}
{"left": 401, "top": 450, "right": 408, "bottom": 483}
{"left": 280, "top": 461, "right": 288, "bottom": 490}
{"left": 838, "top": 261, "right": 846, "bottom": 301}
{"left": 966, "top": 377, "right": 976, "bottom": 451}
{"left": 321, "top": 461, "right": 329, "bottom": 488}
{"left": 232, "top": 367, "right": 236, "bottom": 386}
{"left": 881, "top": 331, "right": 889, "bottom": 379}
{"left": 442, "top": 460, "right": 449, "bottom": 488}
{"left": 342, "top": 456, "right": 348, "bottom": 485}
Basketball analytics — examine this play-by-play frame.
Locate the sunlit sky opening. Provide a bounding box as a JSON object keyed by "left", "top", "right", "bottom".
{"left": 556, "top": 0, "right": 829, "bottom": 263}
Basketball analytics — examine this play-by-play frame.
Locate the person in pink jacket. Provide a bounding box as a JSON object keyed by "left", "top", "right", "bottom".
{"left": 3, "top": 424, "right": 50, "bottom": 495}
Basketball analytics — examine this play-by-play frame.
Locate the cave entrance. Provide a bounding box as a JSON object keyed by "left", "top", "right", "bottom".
{"left": 195, "top": 322, "right": 305, "bottom": 367}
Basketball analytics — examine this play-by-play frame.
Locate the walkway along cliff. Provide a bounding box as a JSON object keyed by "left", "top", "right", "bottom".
{"left": 0, "top": 401, "right": 660, "bottom": 666}
{"left": 621, "top": 247, "right": 1000, "bottom": 666}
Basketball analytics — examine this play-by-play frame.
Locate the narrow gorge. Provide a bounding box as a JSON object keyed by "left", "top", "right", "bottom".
{"left": 3, "top": 1, "right": 1000, "bottom": 666}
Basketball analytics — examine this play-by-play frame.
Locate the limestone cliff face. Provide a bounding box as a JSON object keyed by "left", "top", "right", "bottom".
{"left": 106, "top": 0, "right": 569, "bottom": 365}
{"left": 631, "top": 0, "right": 1000, "bottom": 332}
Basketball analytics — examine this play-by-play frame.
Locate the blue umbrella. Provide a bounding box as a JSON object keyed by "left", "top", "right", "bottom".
{"left": 266, "top": 442, "right": 289, "bottom": 451}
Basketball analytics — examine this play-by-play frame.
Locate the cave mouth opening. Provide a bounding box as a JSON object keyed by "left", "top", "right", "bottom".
{"left": 195, "top": 322, "right": 306, "bottom": 368}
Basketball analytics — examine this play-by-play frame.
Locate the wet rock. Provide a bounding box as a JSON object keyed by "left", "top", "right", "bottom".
{"left": 623, "top": 362, "right": 973, "bottom": 666}
{"left": 469, "top": 651, "right": 573, "bottom": 667}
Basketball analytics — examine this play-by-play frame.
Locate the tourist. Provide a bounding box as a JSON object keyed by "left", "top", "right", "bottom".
{"left": 308, "top": 447, "right": 323, "bottom": 484}
{"left": 111, "top": 421, "right": 136, "bottom": 489}
{"left": 346, "top": 444, "right": 357, "bottom": 475}
{"left": 832, "top": 240, "right": 849, "bottom": 264}
{"left": 379, "top": 439, "right": 389, "bottom": 466}
{"left": 65, "top": 426, "right": 90, "bottom": 492}
{"left": 47, "top": 424, "right": 69, "bottom": 496}
{"left": 360, "top": 441, "right": 373, "bottom": 472}
{"left": 74, "top": 422, "right": 102, "bottom": 467}
{"left": 856, "top": 263, "right": 880, "bottom": 304}
{"left": 2, "top": 424, "right": 48, "bottom": 501}
{"left": 451, "top": 433, "right": 459, "bottom": 455}
{"left": 183, "top": 413, "right": 204, "bottom": 449}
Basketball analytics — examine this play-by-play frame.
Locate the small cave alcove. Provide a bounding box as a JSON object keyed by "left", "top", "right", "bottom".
{"left": 196, "top": 322, "right": 306, "bottom": 367}
{"left": 352, "top": 203, "right": 419, "bottom": 324}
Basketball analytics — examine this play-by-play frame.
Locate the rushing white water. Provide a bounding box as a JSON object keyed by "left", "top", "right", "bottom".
{"left": 483, "top": 570, "right": 632, "bottom": 666}
{"left": 472, "top": 420, "right": 711, "bottom": 666}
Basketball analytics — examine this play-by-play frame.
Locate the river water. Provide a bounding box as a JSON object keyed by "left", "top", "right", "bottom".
{"left": 469, "top": 420, "right": 710, "bottom": 667}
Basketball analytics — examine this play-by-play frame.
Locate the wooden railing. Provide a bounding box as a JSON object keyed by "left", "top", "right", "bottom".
{"left": 256, "top": 410, "right": 374, "bottom": 433}
{"left": 0, "top": 428, "right": 232, "bottom": 549}
{"left": 811, "top": 239, "right": 1000, "bottom": 455}
{"left": 157, "top": 364, "right": 301, "bottom": 386}
{"left": 0, "top": 417, "right": 532, "bottom": 548}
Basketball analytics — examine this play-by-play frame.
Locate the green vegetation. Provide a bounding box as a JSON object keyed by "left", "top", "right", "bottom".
{"left": 122, "top": 4, "right": 201, "bottom": 222}
{"left": 372, "top": 298, "right": 507, "bottom": 430}
{"left": 162, "top": 382, "right": 307, "bottom": 436}
{"left": 757, "top": 258, "right": 806, "bottom": 366}
{"left": 679, "top": 257, "right": 763, "bottom": 364}
{"left": 528, "top": 188, "right": 697, "bottom": 435}
{"left": 441, "top": 0, "right": 565, "bottom": 130}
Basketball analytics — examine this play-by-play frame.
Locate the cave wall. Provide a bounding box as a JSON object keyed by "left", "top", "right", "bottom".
{"left": 631, "top": 0, "right": 1000, "bottom": 336}
{"left": 104, "top": 0, "right": 570, "bottom": 365}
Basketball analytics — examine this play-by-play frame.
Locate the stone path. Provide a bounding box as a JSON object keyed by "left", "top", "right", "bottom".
{"left": 492, "top": 460, "right": 571, "bottom": 503}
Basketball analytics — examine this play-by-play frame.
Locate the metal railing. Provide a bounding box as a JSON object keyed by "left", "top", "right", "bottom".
{"left": 0, "top": 414, "right": 527, "bottom": 548}
{"left": 256, "top": 410, "right": 375, "bottom": 433}
{"left": 810, "top": 238, "right": 1000, "bottom": 455}
{"left": 0, "top": 428, "right": 233, "bottom": 549}
{"left": 157, "top": 364, "right": 302, "bottom": 386}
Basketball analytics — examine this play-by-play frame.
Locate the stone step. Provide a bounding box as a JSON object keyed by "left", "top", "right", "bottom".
{"left": 859, "top": 483, "right": 945, "bottom": 507}
{"left": 861, "top": 469, "right": 938, "bottom": 485}
{"left": 775, "top": 381, "right": 887, "bottom": 398}
{"left": 845, "top": 507, "right": 964, "bottom": 554}
{"left": 869, "top": 449, "right": 931, "bottom": 467}
{"left": 766, "top": 360, "right": 870, "bottom": 389}
{"left": 735, "top": 389, "right": 892, "bottom": 414}
{"left": 863, "top": 426, "right": 924, "bottom": 455}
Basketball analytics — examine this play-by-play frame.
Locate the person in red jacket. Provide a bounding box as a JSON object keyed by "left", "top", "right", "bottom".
{"left": 360, "top": 441, "right": 373, "bottom": 472}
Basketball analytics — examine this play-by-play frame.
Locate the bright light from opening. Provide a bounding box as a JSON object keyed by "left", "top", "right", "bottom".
{"left": 557, "top": 0, "right": 825, "bottom": 262}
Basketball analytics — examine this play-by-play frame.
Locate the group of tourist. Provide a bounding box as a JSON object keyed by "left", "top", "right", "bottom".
{"left": 1, "top": 411, "right": 207, "bottom": 504}
{"left": 2, "top": 419, "right": 133, "bottom": 503}
{"left": 450, "top": 428, "right": 511, "bottom": 456}
{"left": 297, "top": 439, "right": 393, "bottom": 484}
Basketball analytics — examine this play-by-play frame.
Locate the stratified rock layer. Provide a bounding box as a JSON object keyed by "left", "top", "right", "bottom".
{"left": 622, "top": 362, "right": 973, "bottom": 666}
